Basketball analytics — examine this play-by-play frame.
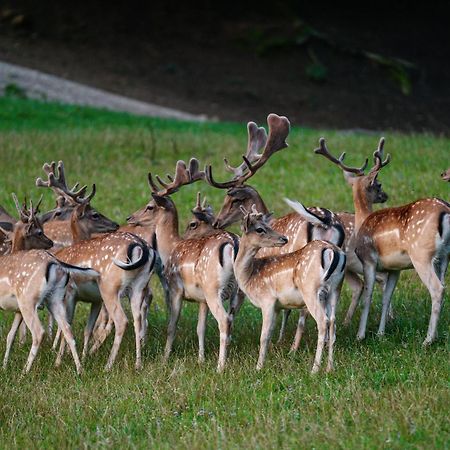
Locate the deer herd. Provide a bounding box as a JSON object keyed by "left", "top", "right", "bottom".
{"left": 0, "top": 113, "right": 448, "bottom": 375}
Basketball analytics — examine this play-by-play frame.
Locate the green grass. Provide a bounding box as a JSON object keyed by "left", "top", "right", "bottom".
{"left": 0, "top": 96, "right": 448, "bottom": 449}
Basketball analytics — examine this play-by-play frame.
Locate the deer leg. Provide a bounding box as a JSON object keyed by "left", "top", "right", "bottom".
{"left": 197, "top": 302, "right": 209, "bottom": 364}
{"left": 18, "top": 320, "right": 27, "bottom": 346}
{"left": 3, "top": 313, "right": 22, "bottom": 369}
{"left": 47, "top": 298, "right": 82, "bottom": 374}
{"left": 98, "top": 285, "right": 128, "bottom": 371}
{"left": 357, "top": 263, "right": 377, "bottom": 341}
{"left": 89, "top": 307, "right": 114, "bottom": 354}
{"left": 411, "top": 257, "right": 445, "bottom": 346}
{"left": 289, "top": 309, "right": 308, "bottom": 354}
{"left": 82, "top": 301, "right": 102, "bottom": 361}
{"left": 326, "top": 289, "right": 340, "bottom": 373}
{"left": 163, "top": 288, "right": 183, "bottom": 362}
{"left": 20, "top": 303, "right": 45, "bottom": 373}
{"left": 140, "top": 286, "right": 152, "bottom": 344}
{"left": 229, "top": 289, "right": 245, "bottom": 321}
{"left": 277, "top": 309, "right": 291, "bottom": 344}
{"left": 377, "top": 271, "right": 400, "bottom": 337}
{"left": 130, "top": 289, "right": 148, "bottom": 371}
{"left": 257, "top": 302, "right": 278, "bottom": 370}
{"left": 343, "top": 271, "right": 363, "bottom": 326}
{"left": 47, "top": 312, "right": 54, "bottom": 340}
{"left": 308, "top": 304, "right": 328, "bottom": 374}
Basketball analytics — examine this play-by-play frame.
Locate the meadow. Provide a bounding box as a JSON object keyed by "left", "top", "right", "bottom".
{"left": 0, "top": 97, "right": 448, "bottom": 449}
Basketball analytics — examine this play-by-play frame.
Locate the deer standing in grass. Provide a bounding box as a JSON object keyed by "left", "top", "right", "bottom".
{"left": 316, "top": 137, "right": 450, "bottom": 344}
{"left": 0, "top": 195, "right": 99, "bottom": 373}
{"left": 206, "top": 114, "right": 347, "bottom": 352}
{"left": 126, "top": 158, "right": 240, "bottom": 371}
{"left": 234, "top": 206, "right": 346, "bottom": 372}
{"left": 37, "top": 165, "right": 155, "bottom": 370}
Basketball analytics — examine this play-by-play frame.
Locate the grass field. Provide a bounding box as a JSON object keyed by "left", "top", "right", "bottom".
{"left": 0, "top": 97, "right": 448, "bottom": 449}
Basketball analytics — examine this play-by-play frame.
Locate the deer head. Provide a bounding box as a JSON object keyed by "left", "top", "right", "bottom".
{"left": 1, "top": 194, "right": 54, "bottom": 252}
{"left": 441, "top": 168, "right": 450, "bottom": 182}
{"left": 240, "top": 205, "right": 288, "bottom": 249}
{"left": 315, "top": 137, "right": 390, "bottom": 206}
{"left": 206, "top": 114, "right": 290, "bottom": 228}
{"left": 183, "top": 192, "right": 216, "bottom": 238}
{"left": 36, "top": 161, "right": 119, "bottom": 241}
{"left": 127, "top": 158, "right": 206, "bottom": 230}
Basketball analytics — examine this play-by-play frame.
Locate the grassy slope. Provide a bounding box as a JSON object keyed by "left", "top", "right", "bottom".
{"left": 0, "top": 97, "right": 448, "bottom": 449}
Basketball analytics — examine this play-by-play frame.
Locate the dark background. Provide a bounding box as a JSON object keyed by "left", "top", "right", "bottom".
{"left": 1, "top": 1, "right": 449, "bottom": 133}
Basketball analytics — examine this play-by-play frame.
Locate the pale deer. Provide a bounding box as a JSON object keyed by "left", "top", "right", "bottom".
{"left": 315, "top": 137, "right": 450, "bottom": 344}
{"left": 0, "top": 195, "right": 99, "bottom": 373}
{"left": 37, "top": 166, "right": 155, "bottom": 370}
{"left": 126, "top": 158, "right": 240, "bottom": 371}
{"left": 234, "top": 205, "right": 346, "bottom": 372}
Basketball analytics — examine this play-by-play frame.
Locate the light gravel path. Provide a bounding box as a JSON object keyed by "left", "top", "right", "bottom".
{"left": 0, "top": 60, "right": 206, "bottom": 121}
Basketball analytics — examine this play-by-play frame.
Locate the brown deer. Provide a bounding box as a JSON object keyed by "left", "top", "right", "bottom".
{"left": 0, "top": 195, "right": 99, "bottom": 373}
{"left": 126, "top": 158, "right": 240, "bottom": 371}
{"left": 441, "top": 168, "right": 450, "bottom": 182}
{"left": 37, "top": 166, "right": 155, "bottom": 370}
{"left": 315, "top": 137, "right": 450, "bottom": 344}
{"left": 234, "top": 205, "right": 346, "bottom": 372}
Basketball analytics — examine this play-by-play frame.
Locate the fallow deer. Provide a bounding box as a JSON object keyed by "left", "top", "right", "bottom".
{"left": 205, "top": 114, "right": 347, "bottom": 352}
{"left": 126, "top": 158, "right": 240, "bottom": 371}
{"left": 234, "top": 205, "right": 346, "bottom": 372}
{"left": 0, "top": 195, "right": 99, "bottom": 373}
{"left": 37, "top": 166, "right": 155, "bottom": 370}
{"left": 315, "top": 137, "right": 450, "bottom": 344}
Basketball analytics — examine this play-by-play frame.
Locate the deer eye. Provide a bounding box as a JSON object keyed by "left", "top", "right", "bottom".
{"left": 91, "top": 213, "right": 99, "bottom": 220}
{"left": 36, "top": 229, "right": 43, "bottom": 236}
{"left": 146, "top": 205, "right": 154, "bottom": 211}
{"left": 54, "top": 211, "right": 61, "bottom": 217}
{"left": 256, "top": 227, "right": 265, "bottom": 234}
{"left": 189, "top": 222, "right": 197, "bottom": 229}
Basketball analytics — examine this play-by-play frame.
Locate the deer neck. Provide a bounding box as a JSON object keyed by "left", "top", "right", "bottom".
{"left": 10, "top": 229, "right": 25, "bottom": 252}
{"left": 70, "top": 215, "right": 90, "bottom": 243}
{"left": 234, "top": 235, "right": 260, "bottom": 289}
{"left": 352, "top": 184, "right": 373, "bottom": 231}
{"left": 154, "top": 209, "right": 182, "bottom": 266}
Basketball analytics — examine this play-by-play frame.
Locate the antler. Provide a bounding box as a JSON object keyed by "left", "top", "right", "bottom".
{"left": 36, "top": 161, "right": 88, "bottom": 205}
{"left": 206, "top": 113, "right": 290, "bottom": 189}
{"left": 36, "top": 160, "right": 94, "bottom": 206}
{"left": 223, "top": 122, "right": 268, "bottom": 178}
{"left": 11, "top": 193, "right": 43, "bottom": 223}
{"left": 368, "top": 137, "right": 391, "bottom": 175}
{"left": 192, "top": 192, "right": 214, "bottom": 216}
{"left": 148, "top": 158, "right": 205, "bottom": 197}
{"left": 314, "top": 138, "right": 368, "bottom": 175}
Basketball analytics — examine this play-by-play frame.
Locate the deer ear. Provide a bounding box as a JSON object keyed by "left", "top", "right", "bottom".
{"left": 75, "top": 203, "right": 87, "bottom": 218}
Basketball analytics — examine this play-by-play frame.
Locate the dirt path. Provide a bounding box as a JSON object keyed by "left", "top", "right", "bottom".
{"left": 0, "top": 61, "right": 206, "bottom": 121}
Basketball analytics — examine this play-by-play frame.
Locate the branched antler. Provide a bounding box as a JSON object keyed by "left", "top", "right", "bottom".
{"left": 206, "top": 113, "right": 290, "bottom": 189}
{"left": 36, "top": 161, "right": 95, "bottom": 205}
{"left": 368, "top": 137, "right": 391, "bottom": 175}
{"left": 148, "top": 158, "right": 205, "bottom": 196}
{"left": 314, "top": 138, "right": 368, "bottom": 175}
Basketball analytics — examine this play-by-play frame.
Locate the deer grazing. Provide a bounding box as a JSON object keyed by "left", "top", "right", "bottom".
{"left": 126, "top": 158, "right": 240, "bottom": 371}
{"left": 36, "top": 164, "right": 155, "bottom": 370}
{"left": 0, "top": 195, "right": 99, "bottom": 373}
{"left": 234, "top": 206, "right": 346, "bottom": 372}
{"left": 315, "top": 137, "right": 450, "bottom": 344}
